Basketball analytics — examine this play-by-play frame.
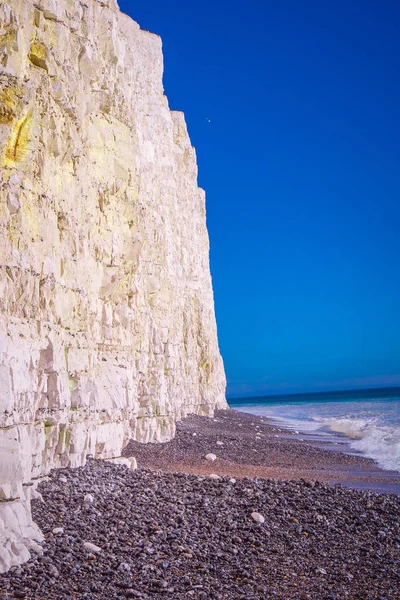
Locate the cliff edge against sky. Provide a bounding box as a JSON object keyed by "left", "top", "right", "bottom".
{"left": 0, "top": 0, "right": 226, "bottom": 572}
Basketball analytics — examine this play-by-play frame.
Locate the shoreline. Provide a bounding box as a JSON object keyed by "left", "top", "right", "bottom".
{"left": 262, "top": 415, "right": 400, "bottom": 495}
{"left": 124, "top": 408, "right": 400, "bottom": 495}
{"left": 1, "top": 408, "right": 400, "bottom": 599}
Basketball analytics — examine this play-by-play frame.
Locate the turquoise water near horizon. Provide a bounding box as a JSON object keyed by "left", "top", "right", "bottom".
{"left": 228, "top": 387, "right": 400, "bottom": 473}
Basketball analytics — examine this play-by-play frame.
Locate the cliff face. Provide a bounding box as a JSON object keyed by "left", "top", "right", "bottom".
{"left": 0, "top": 0, "right": 226, "bottom": 571}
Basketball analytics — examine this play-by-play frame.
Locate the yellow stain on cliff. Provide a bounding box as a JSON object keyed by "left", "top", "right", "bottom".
{"left": 7, "top": 226, "right": 22, "bottom": 249}
{"left": 0, "top": 84, "right": 23, "bottom": 124}
{"left": 0, "top": 29, "right": 17, "bottom": 45}
{"left": 3, "top": 109, "right": 34, "bottom": 166}
{"left": 28, "top": 41, "right": 48, "bottom": 70}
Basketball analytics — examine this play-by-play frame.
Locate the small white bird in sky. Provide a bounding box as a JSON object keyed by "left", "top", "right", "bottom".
{"left": 206, "top": 117, "right": 211, "bottom": 123}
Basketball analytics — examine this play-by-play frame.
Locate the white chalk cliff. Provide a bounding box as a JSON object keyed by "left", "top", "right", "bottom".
{"left": 0, "top": 0, "right": 226, "bottom": 572}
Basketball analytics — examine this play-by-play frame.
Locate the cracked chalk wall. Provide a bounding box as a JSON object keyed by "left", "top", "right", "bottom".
{"left": 0, "top": 0, "right": 226, "bottom": 572}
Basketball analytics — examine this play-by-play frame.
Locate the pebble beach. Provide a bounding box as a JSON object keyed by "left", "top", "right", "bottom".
{"left": 1, "top": 409, "right": 400, "bottom": 600}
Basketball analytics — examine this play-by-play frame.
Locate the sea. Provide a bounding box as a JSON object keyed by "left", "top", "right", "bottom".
{"left": 229, "top": 387, "right": 400, "bottom": 473}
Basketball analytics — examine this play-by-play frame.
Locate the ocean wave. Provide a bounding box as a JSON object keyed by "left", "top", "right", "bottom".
{"left": 233, "top": 398, "right": 400, "bottom": 473}
{"left": 316, "top": 416, "right": 400, "bottom": 472}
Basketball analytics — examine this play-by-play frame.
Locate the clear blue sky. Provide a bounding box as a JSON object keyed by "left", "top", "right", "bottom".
{"left": 119, "top": 0, "right": 400, "bottom": 397}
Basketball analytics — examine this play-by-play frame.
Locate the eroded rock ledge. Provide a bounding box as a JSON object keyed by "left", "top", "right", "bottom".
{"left": 0, "top": 0, "right": 226, "bottom": 572}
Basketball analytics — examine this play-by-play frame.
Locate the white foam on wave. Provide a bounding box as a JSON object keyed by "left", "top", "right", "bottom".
{"left": 233, "top": 398, "right": 400, "bottom": 473}
{"left": 317, "top": 417, "right": 374, "bottom": 439}
{"left": 316, "top": 416, "right": 400, "bottom": 472}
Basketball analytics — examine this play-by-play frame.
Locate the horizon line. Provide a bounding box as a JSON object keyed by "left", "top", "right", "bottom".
{"left": 227, "top": 384, "right": 400, "bottom": 401}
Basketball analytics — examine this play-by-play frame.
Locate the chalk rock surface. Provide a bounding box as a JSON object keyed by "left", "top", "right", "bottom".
{"left": 0, "top": 0, "right": 226, "bottom": 572}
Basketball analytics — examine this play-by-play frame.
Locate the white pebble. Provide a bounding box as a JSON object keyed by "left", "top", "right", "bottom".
{"left": 84, "top": 493, "right": 94, "bottom": 503}
{"left": 205, "top": 453, "right": 217, "bottom": 462}
{"left": 192, "top": 433, "right": 197, "bottom": 436}
{"left": 229, "top": 478, "right": 236, "bottom": 484}
{"left": 83, "top": 542, "right": 102, "bottom": 553}
{"left": 209, "top": 474, "right": 221, "bottom": 480}
{"left": 59, "top": 476, "right": 67, "bottom": 484}
{"left": 251, "top": 512, "right": 265, "bottom": 524}
{"left": 216, "top": 441, "right": 224, "bottom": 446}
{"left": 52, "top": 527, "right": 64, "bottom": 535}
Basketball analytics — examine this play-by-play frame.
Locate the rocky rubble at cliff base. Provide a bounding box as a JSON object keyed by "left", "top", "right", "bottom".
{"left": 0, "top": 459, "right": 399, "bottom": 600}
